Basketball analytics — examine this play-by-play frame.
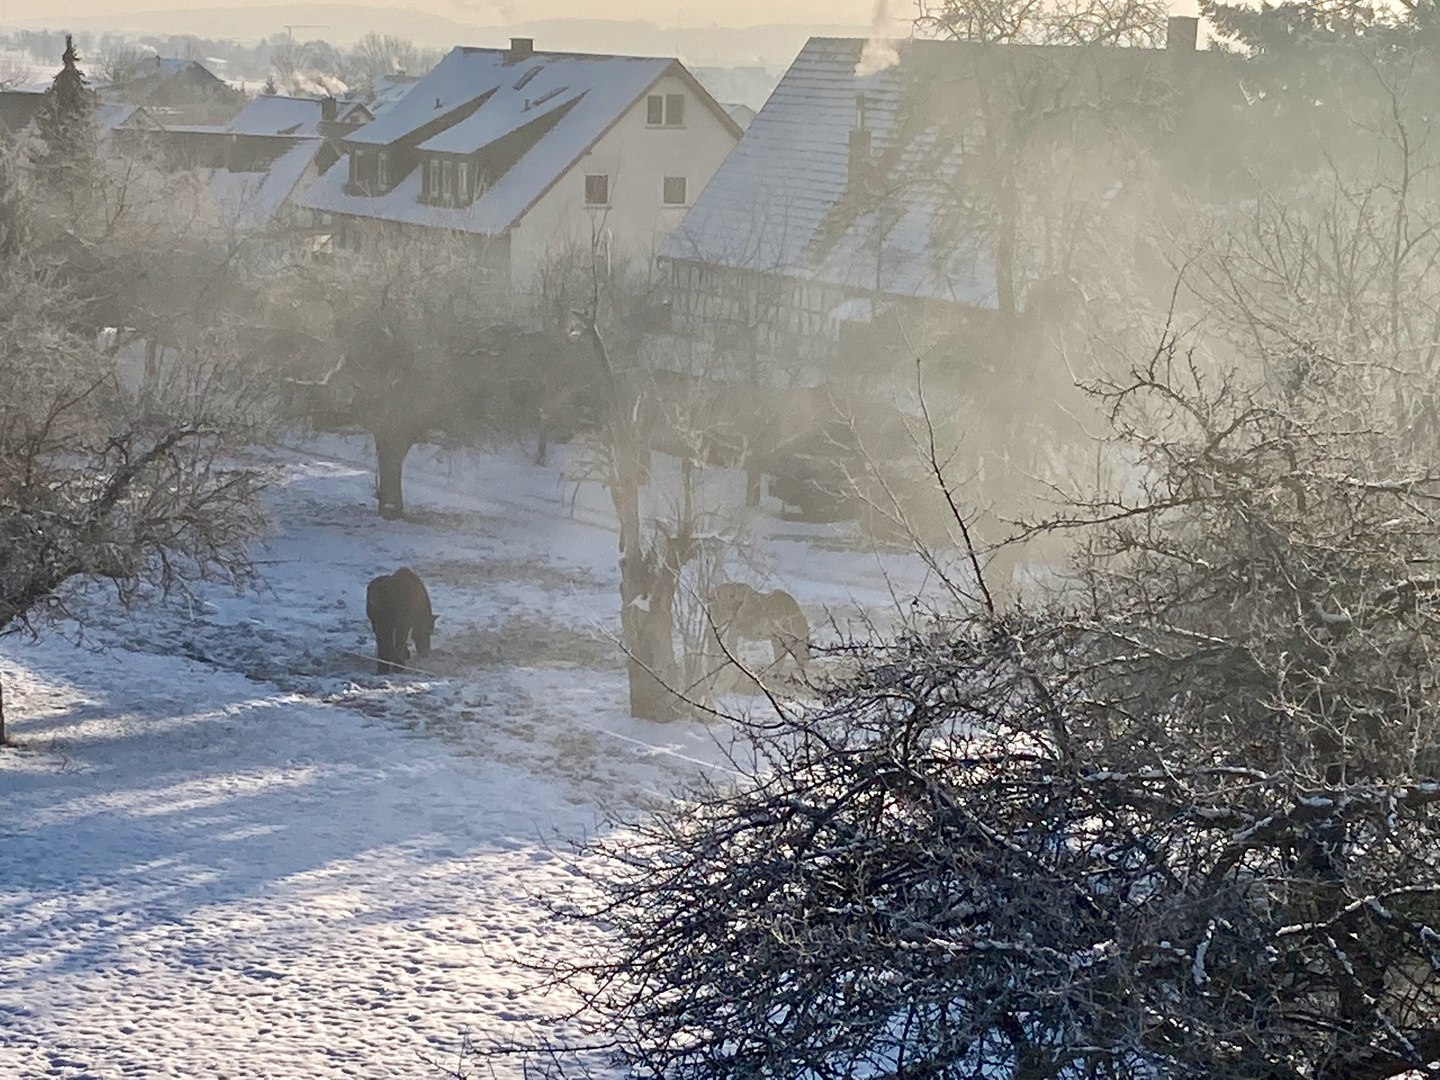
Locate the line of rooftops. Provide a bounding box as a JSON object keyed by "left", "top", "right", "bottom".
{"left": 1, "top": 37, "right": 745, "bottom": 248}
{"left": 1, "top": 21, "right": 1252, "bottom": 312}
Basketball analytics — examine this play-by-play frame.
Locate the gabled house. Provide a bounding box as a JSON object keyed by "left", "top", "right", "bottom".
{"left": 146, "top": 99, "right": 353, "bottom": 235}
{"left": 95, "top": 101, "right": 162, "bottom": 155}
{"left": 150, "top": 95, "right": 373, "bottom": 230}
{"left": 300, "top": 38, "right": 743, "bottom": 291}
{"left": 104, "top": 56, "right": 243, "bottom": 124}
{"left": 219, "top": 94, "right": 372, "bottom": 172}
{"left": 660, "top": 25, "right": 1252, "bottom": 384}
{"left": 0, "top": 90, "right": 159, "bottom": 152}
{"left": 228, "top": 94, "right": 372, "bottom": 136}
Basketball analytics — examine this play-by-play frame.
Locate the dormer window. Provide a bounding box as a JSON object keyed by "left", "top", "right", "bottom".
{"left": 442, "top": 160, "right": 455, "bottom": 202}
{"left": 427, "top": 158, "right": 441, "bottom": 200}
{"left": 457, "top": 161, "right": 470, "bottom": 203}
{"left": 349, "top": 149, "right": 373, "bottom": 192}
{"left": 376, "top": 150, "right": 390, "bottom": 190}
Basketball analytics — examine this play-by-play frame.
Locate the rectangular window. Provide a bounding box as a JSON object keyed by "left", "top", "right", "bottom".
{"left": 427, "top": 158, "right": 440, "bottom": 200}
{"left": 646, "top": 94, "right": 664, "bottom": 125}
{"left": 442, "top": 160, "right": 455, "bottom": 202}
{"left": 662, "top": 176, "right": 687, "bottom": 205}
{"left": 456, "top": 161, "right": 469, "bottom": 203}
{"left": 376, "top": 150, "right": 389, "bottom": 189}
{"left": 585, "top": 173, "right": 609, "bottom": 205}
{"left": 665, "top": 93, "right": 685, "bottom": 126}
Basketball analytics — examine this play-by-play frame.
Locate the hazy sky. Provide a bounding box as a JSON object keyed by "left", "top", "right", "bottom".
{"left": 31, "top": 0, "right": 889, "bottom": 28}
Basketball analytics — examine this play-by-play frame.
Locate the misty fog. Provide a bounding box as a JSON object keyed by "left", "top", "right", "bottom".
{"left": 3, "top": 2, "right": 1440, "bottom": 1078}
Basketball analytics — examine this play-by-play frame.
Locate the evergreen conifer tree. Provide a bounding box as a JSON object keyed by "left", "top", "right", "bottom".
{"left": 33, "top": 35, "right": 97, "bottom": 191}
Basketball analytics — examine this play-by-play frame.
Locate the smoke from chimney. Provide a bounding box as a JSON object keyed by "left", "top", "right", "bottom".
{"left": 857, "top": 0, "right": 899, "bottom": 76}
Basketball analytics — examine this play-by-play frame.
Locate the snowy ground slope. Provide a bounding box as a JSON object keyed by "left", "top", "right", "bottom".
{"left": 0, "top": 435, "right": 936, "bottom": 1079}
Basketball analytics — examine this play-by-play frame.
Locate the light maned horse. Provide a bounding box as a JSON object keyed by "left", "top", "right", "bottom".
{"left": 707, "top": 582, "right": 810, "bottom": 674}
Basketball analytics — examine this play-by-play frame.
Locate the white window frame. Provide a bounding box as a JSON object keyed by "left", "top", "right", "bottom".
{"left": 376, "top": 150, "right": 389, "bottom": 189}
{"left": 456, "top": 160, "right": 470, "bottom": 203}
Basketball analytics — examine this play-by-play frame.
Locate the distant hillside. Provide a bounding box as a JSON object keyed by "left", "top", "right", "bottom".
{"left": 12, "top": 6, "right": 873, "bottom": 66}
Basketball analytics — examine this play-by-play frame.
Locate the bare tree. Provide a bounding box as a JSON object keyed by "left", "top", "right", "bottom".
{"left": 0, "top": 82, "right": 286, "bottom": 743}
{"left": 97, "top": 42, "right": 150, "bottom": 87}
{"left": 916, "top": 0, "right": 1167, "bottom": 45}
{"left": 0, "top": 263, "right": 273, "bottom": 743}
{"left": 342, "top": 34, "right": 439, "bottom": 98}
{"left": 530, "top": 144, "right": 1440, "bottom": 1077}
{"left": 539, "top": 320, "right": 1440, "bottom": 1080}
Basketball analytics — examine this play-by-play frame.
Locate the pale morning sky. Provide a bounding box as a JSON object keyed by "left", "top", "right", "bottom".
{"left": 29, "top": 0, "right": 886, "bottom": 27}
{"left": 17, "top": 0, "right": 1201, "bottom": 41}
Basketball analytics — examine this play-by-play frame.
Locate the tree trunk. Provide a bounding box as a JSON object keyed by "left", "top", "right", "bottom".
{"left": 140, "top": 337, "right": 162, "bottom": 416}
{"left": 611, "top": 430, "right": 683, "bottom": 721}
{"left": 0, "top": 671, "right": 6, "bottom": 747}
{"left": 744, "top": 439, "right": 762, "bottom": 507}
{"left": 374, "top": 430, "right": 411, "bottom": 520}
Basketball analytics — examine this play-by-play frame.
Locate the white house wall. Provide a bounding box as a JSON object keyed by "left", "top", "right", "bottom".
{"left": 509, "top": 72, "right": 738, "bottom": 290}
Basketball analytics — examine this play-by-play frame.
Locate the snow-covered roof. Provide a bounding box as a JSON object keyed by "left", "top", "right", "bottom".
{"left": 96, "top": 102, "right": 149, "bottom": 130}
{"left": 369, "top": 75, "right": 420, "bottom": 116}
{"left": 108, "top": 56, "right": 225, "bottom": 89}
{"left": 662, "top": 39, "right": 900, "bottom": 277}
{"left": 204, "top": 137, "right": 324, "bottom": 230}
{"left": 226, "top": 95, "right": 370, "bottom": 137}
{"left": 662, "top": 38, "right": 994, "bottom": 307}
{"left": 723, "top": 102, "right": 757, "bottom": 130}
{"left": 229, "top": 95, "right": 323, "bottom": 136}
{"left": 301, "top": 45, "right": 731, "bottom": 236}
{"left": 344, "top": 46, "right": 671, "bottom": 149}
{"left": 670, "top": 35, "right": 1250, "bottom": 309}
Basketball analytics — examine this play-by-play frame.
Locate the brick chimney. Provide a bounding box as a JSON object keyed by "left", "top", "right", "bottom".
{"left": 505, "top": 37, "right": 535, "bottom": 63}
{"left": 320, "top": 95, "right": 337, "bottom": 122}
{"left": 1166, "top": 16, "right": 1199, "bottom": 51}
{"left": 848, "top": 93, "right": 874, "bottom": 189}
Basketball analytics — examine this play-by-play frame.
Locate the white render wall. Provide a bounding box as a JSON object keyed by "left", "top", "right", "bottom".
{"left": 508, "top": 71, "right": 739, "bottom": 290}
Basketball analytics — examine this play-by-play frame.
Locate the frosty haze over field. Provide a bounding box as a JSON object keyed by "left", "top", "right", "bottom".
{"left": 5, "top": 2, "right": 1440, "bottom": 1079}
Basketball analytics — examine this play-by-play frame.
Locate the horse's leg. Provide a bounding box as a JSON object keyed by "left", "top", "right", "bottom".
{"left": 380, "top": 625, "right": 403, "bottom": 673}
{"left": 771, "top": 634, "right": 794, "bottom": 670}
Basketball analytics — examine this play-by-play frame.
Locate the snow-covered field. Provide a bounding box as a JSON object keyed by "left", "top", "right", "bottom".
{"left": 0, "top": 436, "right": 933, "bottom": 1079}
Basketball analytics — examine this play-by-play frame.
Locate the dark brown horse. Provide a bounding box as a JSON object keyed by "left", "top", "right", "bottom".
{"left": 366, "top": 567, "right": 437, "bottom": 674}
